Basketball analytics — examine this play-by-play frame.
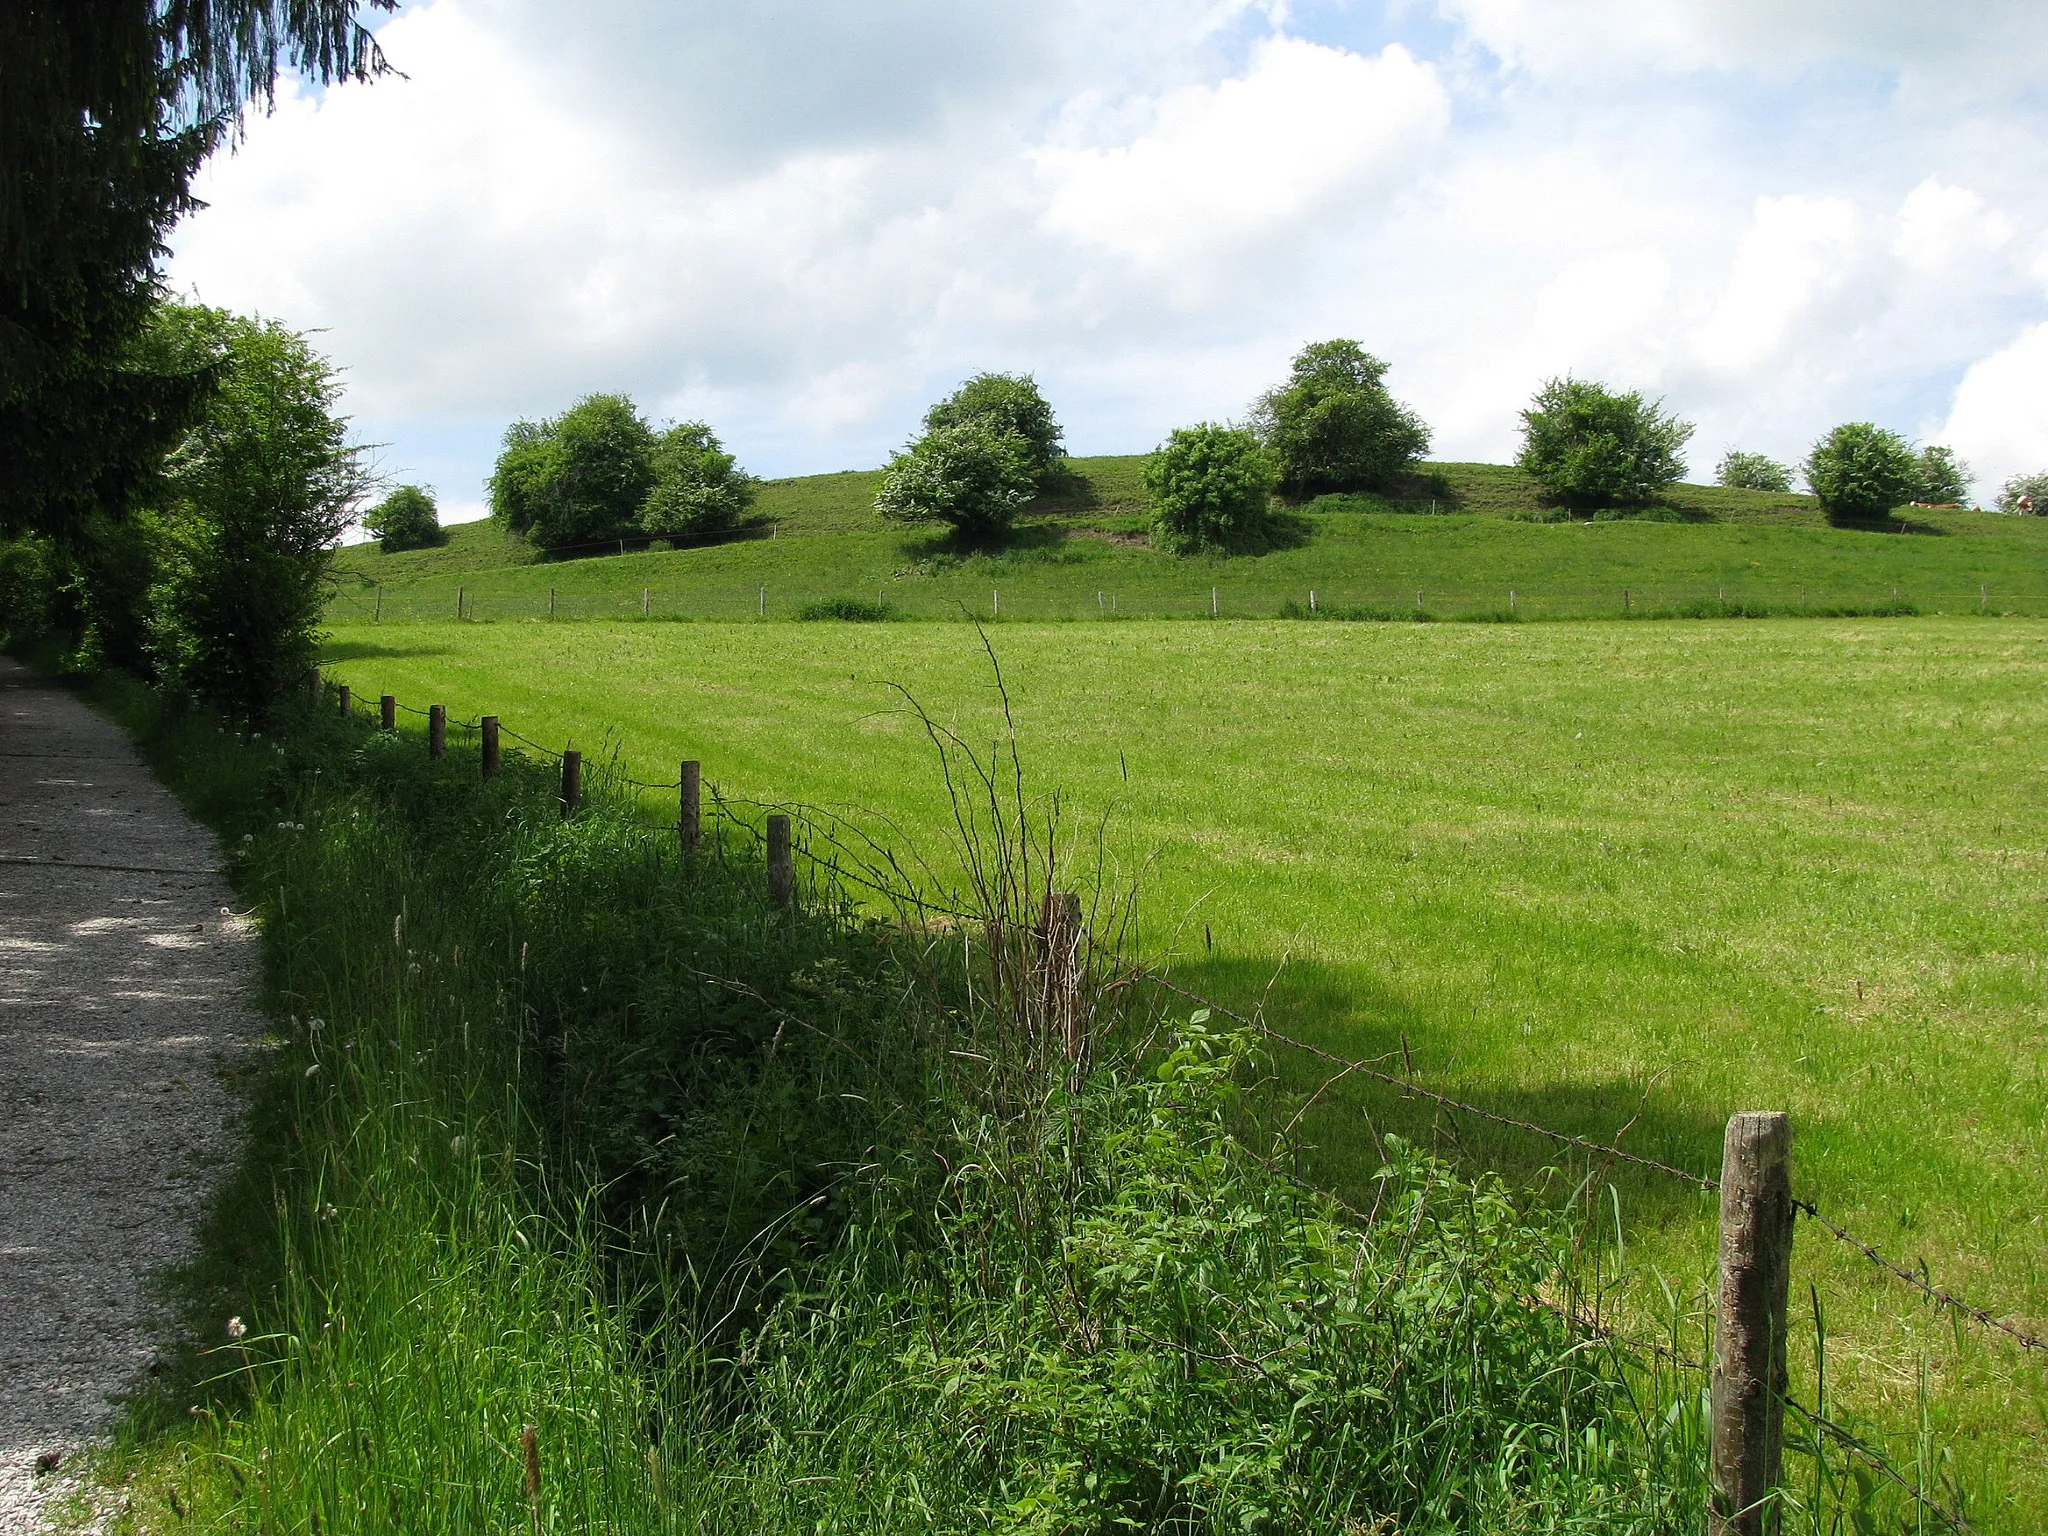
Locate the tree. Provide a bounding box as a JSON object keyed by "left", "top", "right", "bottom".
{"left": 1997, "top": 471, "right": 2048, "bottom": 515}
{"left": 1145, "top": 424, "right": 1276, "bottom": 553}
{"left": 874, "top": 418, "right": 1036, "bottom": 541}
{"left": 1802, "top": 423, "right": 1919, "bottom": 523}
{"left": 147, "top": 305, "right": 368, "bottom": 717}
{"left": 365, "top": 485, "right": 443, "bottom": 552}
{"left": 923, "top": 373, "right": 1064, "bottom": 482}
{"left": 1715, "top": 451, "right": 1792, "bottom": 493}
{"left": 1913, "top": 445, "right": 1971, "bottom": 505}
{"left": 2, "top": 4, "right": 389, "bottom": 548}
{"left": 638, "top": 422, "right": 756, "bottom": 539}
{"left": 488, "top": 394, "right": 656, "bottom": 550}
{"left": 1250, "top": 340, "right": 1430, "bottom": 495}
{"left": 1517, "top": 378, "right": 1693, "bottom": 510}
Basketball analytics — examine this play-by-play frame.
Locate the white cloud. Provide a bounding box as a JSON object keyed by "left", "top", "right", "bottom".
{"left": 1036, "top": 39, "right": 1447, "bottom": 267}
{"left": 1691, "top": 196, "right": 1862, "bottom": 374}
{"left": 1895, "top": 178, "right": 2011, "bottom": 273}
{"left": 1937, "top": 322, "right": 2048, "bottom": 494}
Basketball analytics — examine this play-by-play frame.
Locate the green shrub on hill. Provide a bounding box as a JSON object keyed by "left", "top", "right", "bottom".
{"left": 1914, "top": 444, "right": 1971, "bottom": 505}
{"left": 1146, "top": 423, "right": 1276, "bottom": 552}
{"left": 1715, "top": 450, "right": 1792, "bottom": 492}
{"left": 1997, "top": 470, "right": 2048, "bottom": 515}
{"left": 364, "top": 484, "right": 444, "bottom": 552}
{"left": 874, "top": 417, "right": 1037, "bottom": 541}
{"left": 1517, "top": 377, "right": 1693, "bottom": 510}
{"left": 923, "top": 372, "right": 1065, "bottom": 481}
{"left": 641, "top": 421, "right": 756, "bottom": 539}
{"left": 1251, "top": 339, "right": 1430, "bottom": 496}
{"left": 1804, "top": 423, "right": 1919, "bottom": 523}
{"left": 489, "top": 394, "right": 657, "bottom": 550}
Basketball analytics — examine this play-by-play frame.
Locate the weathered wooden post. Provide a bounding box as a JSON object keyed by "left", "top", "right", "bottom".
{"left": 380, "top": 694, "right": 396, "bottom": 731}
{"left": 1041, "top": 891, "right": 1085, "bottom": 1067}
{"left": 641, "top": 587, "right": 650, "bottom": 617}
{"left": 1211, "top": 586, "right": 1218, "bottom": 617}
{"left": 1710, "top": 1111, "right": 1794, "bottom": 1536}
{"left": 374, "top": 586, "right": 382, "bottom": 622}
{"left": 548, "top": 587, "right": 557, "bottom": 618}
{"left": 306, "top": 666, "right": 321, "bottom": 701}
{"left": 480, "top": 716, "right": 500, "bottom": 778}
{"left": 766, "top": 814, "right": 793, "bottom": 907}
{"left": 429, "top": 704, "right": 446, "bottom": 759}
{"left": 679, "top": 761, "right": 701, "bottom": 855}
{"left": 560, "top": 751, "right": 582, "bottom": 820}
{"left": 1509, "top": 589, "right": 1517, "bottom": 614}
{"left": 457, "top": 586, "right": 465, "bottom": 621}
{"left": 337, "top": 684, "right": 351, "bottom": 718}
{"left": 1309, "top": 589, "right": 1318, "bottom": 612}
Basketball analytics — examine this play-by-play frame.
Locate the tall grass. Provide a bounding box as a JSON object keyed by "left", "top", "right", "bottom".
{"left": 88, "top": 676, "right": 1966, "bottom": 1534}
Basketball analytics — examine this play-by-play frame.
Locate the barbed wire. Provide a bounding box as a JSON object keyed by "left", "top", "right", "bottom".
{"left": 1782, "top": 1396, "right": 1978, "bottom": 1535}
{"left": 1794, "top": 1199, "right": 2047, "bottom": 1354}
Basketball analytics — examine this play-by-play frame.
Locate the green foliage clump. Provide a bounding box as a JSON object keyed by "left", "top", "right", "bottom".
{"left": 1803, "top": 423, "right": 1919, "bottom": 523}
{"left": 148, "top": 304, "right": 366, "bottom": 716}
{"left": 363, "top": 484, "right": 443, "bottom": 552}
{"left": 874, "top": 417, "right": 1037, "bottom": 542}
{"left": 1145, "top": 423, "right": 1277, "bottom": 553}
{"left": 922, "top": 372, "right": 1064, "bottom": 482}
{"left": 1251, "top": 339, "right": 1430, "bottom": 496}
{"left": 1997, "top": 471, "right": 2048, "bottom": 515}
{"left": 0, "top": 534, "right": 60, "bottom": 643}
{"left": 491, "top": 393, "right": 656, "bottom": 550}
{"left": 640, "top": 422, "right": 756, "bottom": 539}
{"left": 1715, "top": 450, "right": 1793, "bottom": 492}
{"left": 1913, "top": 445, "right": 1971, "bottom": 505}
{"left": 1517, "top": 377, "right": 1693, "bottom": 510}
{"left": 798, "top": 596, "right": 895, "bottom": 621}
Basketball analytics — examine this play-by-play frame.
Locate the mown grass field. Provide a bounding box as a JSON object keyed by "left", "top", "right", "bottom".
{"left": 322, "top": 612, "right": 2048, "bottom": 1526}
{"left": 331, "top": 456, "right": 2048, "bottom": 624}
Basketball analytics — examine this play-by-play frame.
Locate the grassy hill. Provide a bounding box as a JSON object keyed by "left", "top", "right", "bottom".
{"left": 331, "top": 456, "right": 2048, "bottom": 624}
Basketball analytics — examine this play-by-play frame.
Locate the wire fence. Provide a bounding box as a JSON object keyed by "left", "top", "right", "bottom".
{"left": 325, "top": 579, "right": 2048, "bottom": 628}
{"left": 325, "top": 673, "right": 2035, "bottom": 1531}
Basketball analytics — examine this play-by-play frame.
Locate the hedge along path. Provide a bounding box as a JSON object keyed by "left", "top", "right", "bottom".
{"left": 0, "top": 656, "right": 263, "bottom": 1532}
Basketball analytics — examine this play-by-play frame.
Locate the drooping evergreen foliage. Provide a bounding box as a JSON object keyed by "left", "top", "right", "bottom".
{"left": 1803, "top": 423, "right": 1919, "bottom": 524}
{"left": 364, "top": 485, "right": 444, "bottom": 552}
{"left": 921, "top": 373, "right": 1065, "bottom": 482}
{"left": 1146, "top": 423, "right": 1276, "bottom": 553}
{"left": 1250, "top": 340, "right": 1430, "bottom": 496}
{"left": 1517, "top": 377, "right": 1693, "bottom": 510}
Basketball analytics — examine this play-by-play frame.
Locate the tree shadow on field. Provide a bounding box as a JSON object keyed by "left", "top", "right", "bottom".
{"left": 319, "top": 637, "right": 456, "bottom": 663}
{"left": 1826, "top": 512, "right": 1950, "bottom": 536}
{"left": 896, "top": 519, "right": 1072, "bottom": 563}
{"left": 1158, "top": 950, "right": 1726, "bottom": 1237}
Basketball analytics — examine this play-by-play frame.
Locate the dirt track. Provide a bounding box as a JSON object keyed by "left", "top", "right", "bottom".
{"left": 0, "top": 657, "right": 260, "bottom": 1532}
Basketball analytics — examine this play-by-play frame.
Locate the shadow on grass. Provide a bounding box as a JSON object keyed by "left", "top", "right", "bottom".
{"left": 1161, "top": 950, "right": 1727, "bottom": 1234}
{"left": 1827, "top": 513, "right": 1951, "bottom": 537}
{"left": 319, "top": 637, "right": 456, "bottom": 663}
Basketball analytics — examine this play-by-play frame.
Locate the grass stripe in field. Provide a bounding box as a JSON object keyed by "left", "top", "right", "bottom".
{"left": 325, "top": 614, "right": 2048, "bottom": 1527}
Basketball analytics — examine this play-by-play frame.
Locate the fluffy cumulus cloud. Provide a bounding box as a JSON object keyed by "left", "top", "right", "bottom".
{"left": 166, "top": 0, "right": 2048, "bottom": 515}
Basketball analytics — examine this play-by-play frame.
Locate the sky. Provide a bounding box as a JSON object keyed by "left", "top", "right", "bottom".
{"left": 165, "top": 0, "right": 2048, "bottom": 524}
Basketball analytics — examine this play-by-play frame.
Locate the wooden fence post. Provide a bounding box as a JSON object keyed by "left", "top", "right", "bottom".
{"left": 337, "top": 684, "right": 351, "bottom": 718}
{"left": 641, "top": 587, "right": 649, "bottom": 617}
{"left": 429, "top": 705, "right": 446, "bottom": 759}
{"left": 679, "top": 761, "right": 701, "bottom": 855}
{"left": 1710, "top": 1111, "right": 1794, "bottom": 1536}
{"left": 1623, "top": 587, "right": 1631, "bottom": 613}
{"left": 766, "top": 814, "right": 793, "bottom": 907}
{"left": 1509, "top": 589, "right": 1517, "bottom": 614}
{"left": 1042, "top": 891, "right": 1086, "bottom": 1068}
{"left": 548, "top": 587, "right": 556, "bottom": 618}
{"left": 481, "top": 716, "right": 500, "bottom": 778}
{"left": 1211, "top": 586, "right": 1218, "bottom": 617}
{"left": 381, "top": 694, "right": 396, "bottom": 731}
{"left": 374, "top": 586, "right": 382, "bottom": 622}
{"left": 307, "top": 667, "right": 322, "bottom": 701}
{"left": 457, "top": 586, "right": 465, "bottom": 621}
{"left": 560, "top": 751, "right": 582, "bottom": 820}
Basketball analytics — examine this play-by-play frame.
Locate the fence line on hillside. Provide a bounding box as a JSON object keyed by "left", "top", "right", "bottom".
{"left": 315, "top": 668, "right": 2027, "bottom": 1532}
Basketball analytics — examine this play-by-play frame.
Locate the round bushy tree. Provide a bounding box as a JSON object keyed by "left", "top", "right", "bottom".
{"left": 638, "top": 422, "right": 756, "bottom": 539}
{"left": 1145, "top": 424, "right": 1276, "bottom": 553}
{"left": 1913, "top": 445, "right": 1971, "bottom": 505}
{"left": 874, "top": 418, "right": 1036, "bottom": 541}
{"left": 1997, "top": 471, "right": 2048, "bottom": 514}
{"left": 364, "top": 484, "right": 443, "bottom": 552}
{"left": 1250, "top": 339, "right": 1430, "bottom": 495}
{"left": 1715, "top": 450, "right": 1792, "bottom": 492}
{"left": 1803, "top": 423, "right": 1919, "bottom": 523}
{"left": 923, "top": 373, "right": 1064, "bottom": 481}
{"left": 1517, "top": 377, "right": 1693, "bottom": 510}
{"left": 487, "top": 393, "right": 655, "bottom": 549}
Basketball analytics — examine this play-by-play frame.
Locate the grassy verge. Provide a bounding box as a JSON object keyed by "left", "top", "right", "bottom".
{"left": 56, "top": 666, "right": 1976, "bottom": 1532}
{"left": 317, "top": 615, "right": 2048, "bottom": 1527}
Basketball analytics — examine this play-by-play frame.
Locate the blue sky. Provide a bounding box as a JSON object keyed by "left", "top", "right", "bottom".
{"left": 168, "top": 0, "right": 2048, "bottom": 521}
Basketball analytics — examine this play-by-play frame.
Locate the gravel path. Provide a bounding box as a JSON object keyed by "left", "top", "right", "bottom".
{"left": 0, "top": 656, "right": 262, "bottom": 1533}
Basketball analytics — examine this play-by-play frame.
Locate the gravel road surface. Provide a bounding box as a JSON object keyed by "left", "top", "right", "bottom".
{"left": 0, "top": 656, "right": 261, "bottom": 1532}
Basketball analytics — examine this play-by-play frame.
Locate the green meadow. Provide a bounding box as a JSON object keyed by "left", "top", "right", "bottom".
{"left": 322, "top": 611, "right": 2048, "bottom": 1522}
{"left": 331, "top": 457, "right": 2048, "bottom": 624}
